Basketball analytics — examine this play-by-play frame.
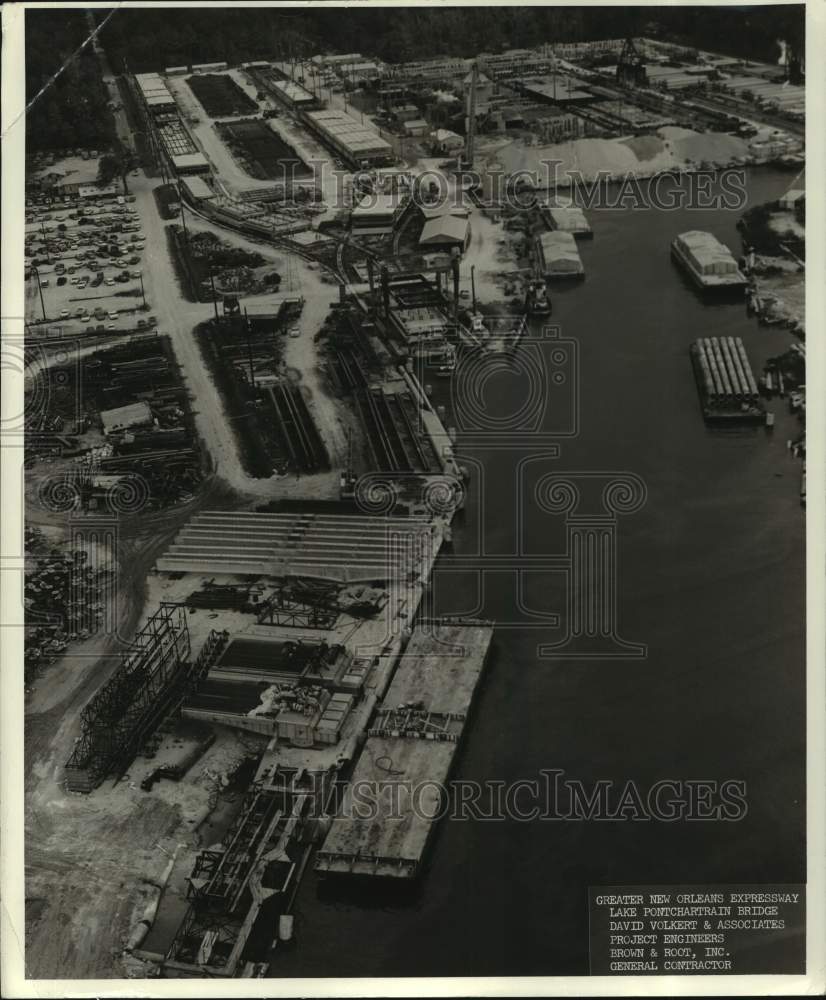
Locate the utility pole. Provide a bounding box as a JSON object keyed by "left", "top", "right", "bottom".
{"left": 209, "top": 270, "right": 220, "bottom": 323}
{"left": 464, "top": 61, "right": 478, "bottom": 170}
{"left": 178, "top": 182, "right": 189, "bottom": 245}
{"left": 138, "top": 271, "right": 146, "bottom": 309}
{"left": 31, "top": 264, "right": 47, "bottom": 320}
{"left": 244, "top": 307, "right": 256, "bottom": 388}
{"left": 470, "top": 264, "right": 477, "bottom": 313}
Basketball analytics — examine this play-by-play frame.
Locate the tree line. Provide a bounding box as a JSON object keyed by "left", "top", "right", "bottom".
{"left": 87, "top": 6, "right": 802, "bottom": 71}
{"left": 25, "top": 10, "right": 116, "bottom": 154}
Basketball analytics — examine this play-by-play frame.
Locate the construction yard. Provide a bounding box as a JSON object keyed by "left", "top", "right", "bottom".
{"left": 26, "top": 335, "right": 204, "bottom": 512}
{"left": 217, "top": 118, "right": 315, "bottom": 182}
{"left": 186, "top": 73, "right": 259, "bottom": 118}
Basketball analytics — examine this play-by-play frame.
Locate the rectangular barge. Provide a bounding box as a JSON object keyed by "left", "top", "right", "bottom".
{"left": 690, "top": 336, "right": 765, "bottom": 425}
{"left": 315, "top": 619, "right": 494, "bottom": 879}
{"left": 672, "top": 230, "right": 747, "bottom": 291}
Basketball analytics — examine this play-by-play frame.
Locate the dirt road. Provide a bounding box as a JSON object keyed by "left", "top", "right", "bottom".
{"left": 130, "top": 174, "right": 345, "bottom": 497}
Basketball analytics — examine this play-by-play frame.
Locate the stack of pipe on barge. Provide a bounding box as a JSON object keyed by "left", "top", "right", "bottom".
{"left": 690, "top": 336, "right": 765, "bottom": 424}
{"left": 314, "top": 619, "right": 494, "bottom": 880}
{"left": 671, "top": 231, "right": 747, "bottom": 292}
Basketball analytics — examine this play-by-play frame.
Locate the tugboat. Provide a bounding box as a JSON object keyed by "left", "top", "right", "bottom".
{"left": 525, "top": 277, "right": 552, "bottom": 316}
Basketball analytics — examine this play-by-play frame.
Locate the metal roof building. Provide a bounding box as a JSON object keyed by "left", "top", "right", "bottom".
{"left": 419, "top": 214, "right": 471, "bottom": 250}
{"left": 100, "top": 401, "right": 153, "bottom": 436}
{"left": 305, "top": 109, "right": 393, "bottom": 167}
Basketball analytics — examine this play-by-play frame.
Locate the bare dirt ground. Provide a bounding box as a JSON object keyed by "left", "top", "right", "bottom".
{"left": 130, "top": 175, "right": 344, "bottom": 498}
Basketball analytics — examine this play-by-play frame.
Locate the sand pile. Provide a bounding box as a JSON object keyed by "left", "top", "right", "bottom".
{"left": 668, "top": 130, "right": 750, "bottom": 165}
{"left": 484, "top": 127, "right": 753, "bottom": 187}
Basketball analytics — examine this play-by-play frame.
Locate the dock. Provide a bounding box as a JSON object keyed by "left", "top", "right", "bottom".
{"left": 315, "top": 619, "right": 494, "bottom": 879}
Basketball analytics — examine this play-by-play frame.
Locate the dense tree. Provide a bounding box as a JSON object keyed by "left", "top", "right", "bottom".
{"left": 86, "top": 5, "right": 803, "bottom": 70}
{"left": 25, "top": 4, "right": 803, "bottom": 161}
{"left": 97, "top": 142, "right": 136, "bottom": 193}
{"left": 26, "top": 10, "right": 116, "bottom": 153}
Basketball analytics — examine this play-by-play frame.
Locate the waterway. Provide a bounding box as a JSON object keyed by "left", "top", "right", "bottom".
{"left": 272, "top": 167, "right": 805, "bottom": 977}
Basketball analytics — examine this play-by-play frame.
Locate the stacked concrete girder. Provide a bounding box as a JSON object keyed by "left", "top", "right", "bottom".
{"left": 155, "top": 511, "right": 436, "bottom": 583}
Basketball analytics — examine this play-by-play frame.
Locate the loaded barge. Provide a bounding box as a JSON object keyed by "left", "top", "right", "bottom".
{"left": 315, "top": 619, "right": 494, "bottom": 879}
{"left": 672, "top": 231, "right": 747, "bottom": 293}
{"left": 690, "top": 336, "right": 765, "bottom": 424}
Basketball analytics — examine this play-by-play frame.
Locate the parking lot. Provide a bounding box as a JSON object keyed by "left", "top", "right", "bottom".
{"left": 24, "top": 189, "right": 157, "bottom": 338}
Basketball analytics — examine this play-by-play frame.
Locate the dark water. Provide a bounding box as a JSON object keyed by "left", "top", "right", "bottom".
{"left": 272, "top": 168, "right": 805, "bottom": 977}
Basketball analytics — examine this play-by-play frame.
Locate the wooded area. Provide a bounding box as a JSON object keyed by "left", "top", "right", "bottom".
{"left": 24, "top": 5, "right": 804, "bottom": 157}
{"left": 89, "top": 6, "right": 803, "bottom": 71}
{"left": 26, "top": 10, "right": 116, "bottom": 153}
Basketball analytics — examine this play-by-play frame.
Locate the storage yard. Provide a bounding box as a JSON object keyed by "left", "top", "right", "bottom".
{"left": 186, "top": 73, "right": 259, "bottom": 118}
{"left": 216, "top": 119, "right": 314, "bottom": 182}
{"left": 19, "top": 11, "right": 806, "bottom": 985}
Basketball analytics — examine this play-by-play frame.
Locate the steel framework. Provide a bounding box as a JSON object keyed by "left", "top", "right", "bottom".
{"left": 64, "top": 604, "right": 191, "bottom": 792}
{"left": 164, "top": 766, "right": 325, "bottom": 976}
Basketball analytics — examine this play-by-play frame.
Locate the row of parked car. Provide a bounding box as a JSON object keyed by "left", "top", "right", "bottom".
{"left": 24, "top": 194, "right": 145, "bottom": 278}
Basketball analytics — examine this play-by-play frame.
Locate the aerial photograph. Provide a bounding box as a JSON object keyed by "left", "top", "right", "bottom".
{"left": 13, "top": 0, "right": 810, "bottom": 988}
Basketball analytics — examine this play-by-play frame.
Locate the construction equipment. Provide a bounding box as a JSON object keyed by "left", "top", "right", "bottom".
{"left": 616, "top": 37, "right": 647, "bottom": 88}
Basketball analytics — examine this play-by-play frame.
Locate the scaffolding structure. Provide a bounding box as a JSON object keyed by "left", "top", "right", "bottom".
{"left": 256, "top": 582, "right": 338, "bottom": 630}
{"left": 64, "top": 604, "right": 192, "bottom": 792}
{"left": 164, "top": 766, "right": 326, "bottom": 977}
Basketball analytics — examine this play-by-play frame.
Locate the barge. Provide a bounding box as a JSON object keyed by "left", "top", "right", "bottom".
{"left": 672, "top": 231, "right": 747, "bottom": 292}
{"left": 535, "top": 230, "right": 585, "bottom": 281}
{"left": 314, "top": 619, "right": 494, "bottom": 879}
{"left": 690, "top": 336, "right": 765, "bottom": 425}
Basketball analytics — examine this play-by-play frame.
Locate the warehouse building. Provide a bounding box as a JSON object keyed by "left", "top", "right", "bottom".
{"left": 134, "top": 72, "right": 177, "bottom": 117}
{"left": 100, "top": 401, "right": 154, "bottom": 436}
{"left": 305, "top": 109, "right": 393, "bottom": 167}
{"left": 419, "top": 213, "right": 471, "bottom": 251}
{"left": 351, "top": 192, "right": 406, "bottom": 236}
{"left": 268, "top": 77, "right": 318, "bottom": 110}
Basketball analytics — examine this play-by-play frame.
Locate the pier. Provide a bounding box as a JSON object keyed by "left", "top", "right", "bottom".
{"left": 315, "top": 619, "right": 494, "bottom": 879}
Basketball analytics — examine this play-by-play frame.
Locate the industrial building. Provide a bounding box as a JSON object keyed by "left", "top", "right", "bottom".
{"left": 518, "top": 76, "right": 597, "bottom": 106}
{"left": 403, "top": 118, "right": 430, "bottom": 137}
{"left": 304, "top": 109, "right": 393, "bottom": 167}
{"left": 100, "top": 401, "right": 154, "bottom": 436}
{"left": 389, "top": 56, "right": 471, "bottom": 83}
{"left": 134, "top": 72, "right": 177, "bottom": 118}
{"left": 430, "top": 128, "right": 464, "bottom": 154}
{"left": 157, "top": 119, "right": 210, "bottom": 175}
{"left": 181, "top": 174, "right": 216, "bottom": 201}
{"left": 419, "top": 213, "right": 471, "bottom": 251}
{"left": 267, "top": 77, "right": 318, "bottom": 110}
{"left": 351, "top": 193, "right": 406, "bottom": 237}
{"left": 479, "top": 48, "right": 551, "bottom": 78}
